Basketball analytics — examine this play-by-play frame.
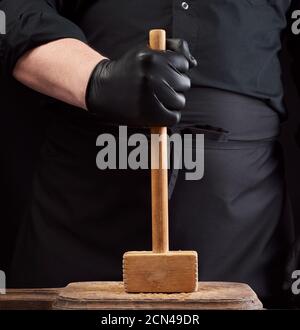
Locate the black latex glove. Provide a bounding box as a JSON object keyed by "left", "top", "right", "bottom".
{"left": 85, "top": 39, "right": 197, "bottom": 127}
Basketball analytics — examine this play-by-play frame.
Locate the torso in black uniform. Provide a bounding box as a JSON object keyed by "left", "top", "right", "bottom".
{"left": 59, "top": 0, "right": 292, "bottom": 118}
{"left": 1, "top": 0, "right": 296, "bottom": 305}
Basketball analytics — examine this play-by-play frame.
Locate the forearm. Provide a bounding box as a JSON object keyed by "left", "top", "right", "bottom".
{"left": 13, "top": 38, "right": 106, "bottom": 110}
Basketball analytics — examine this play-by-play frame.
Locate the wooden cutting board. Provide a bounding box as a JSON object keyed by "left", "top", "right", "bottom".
{"left": 0, "top": 282, "right": 263, "bottom": 310}
{"left": 52, "top": 281, "right": 263, "bottom": 310}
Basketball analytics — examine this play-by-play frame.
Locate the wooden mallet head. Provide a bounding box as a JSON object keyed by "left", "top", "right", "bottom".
{"left": 123, "top": 30, "right": 198, "bottom": 293}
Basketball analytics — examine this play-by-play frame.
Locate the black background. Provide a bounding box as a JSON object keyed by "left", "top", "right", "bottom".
{"left": 0, "top": 43, "right": 300, "bottom": 279}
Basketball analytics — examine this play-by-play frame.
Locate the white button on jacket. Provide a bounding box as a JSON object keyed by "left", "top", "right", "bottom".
{"left": 181, "top": 2, "right": 189, "bottom": 10}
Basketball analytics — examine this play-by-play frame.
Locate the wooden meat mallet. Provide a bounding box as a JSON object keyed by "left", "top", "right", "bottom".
{"left": 123, "top": 29, "right": 198, "bottom": 293}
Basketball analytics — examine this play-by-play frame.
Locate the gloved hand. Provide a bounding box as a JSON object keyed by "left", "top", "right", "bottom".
{"left": 85, "top": 39, "right": 197, "bottom": 127}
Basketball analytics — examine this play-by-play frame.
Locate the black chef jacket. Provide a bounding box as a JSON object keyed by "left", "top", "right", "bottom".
{"left": 0, "top": 0, "right": 300, "bottom": 119}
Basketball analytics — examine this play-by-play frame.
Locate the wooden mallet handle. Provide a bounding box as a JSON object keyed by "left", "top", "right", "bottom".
{"left": 149, "top": 30, "right": 169, "bottom": 254}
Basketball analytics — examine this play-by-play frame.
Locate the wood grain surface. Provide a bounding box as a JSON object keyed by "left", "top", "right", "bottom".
{"left": 0, "top": 288, "right": 59, "bottom": 310}
{"left": 53, "top": 281, "right": 263, "bottom": 310}
{"left": 0, "top": 282, "right": 263, "bottom": 310}
{"left": 123, "top": 251, "right": 198, "bottom": 293}
{"left": 149, "top": 30, "right": 169, "bottom": 254}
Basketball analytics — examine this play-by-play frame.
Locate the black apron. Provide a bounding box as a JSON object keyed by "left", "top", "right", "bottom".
{"left": 9, "top": 88, "right": 294, "bottom": 304}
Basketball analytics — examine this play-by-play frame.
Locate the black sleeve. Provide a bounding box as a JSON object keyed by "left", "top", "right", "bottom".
{"left": 0, "top": 0, "right": 87, "bottom": 76}
{"left": 287, "top": 0, "right": 300, "bottom": 95}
